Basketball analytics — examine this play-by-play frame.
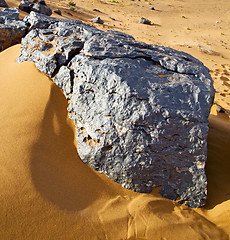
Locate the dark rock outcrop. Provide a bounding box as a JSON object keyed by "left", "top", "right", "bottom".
{"left": 0, "top": 0, "right": 8, "bottom": 7}
{"left": 19, "top": 0, "right": 52, "bottom": 16}
{"left": 0, "top": 8, "right": 27, "bottom": 51}
{"left": 16, "top": 12, "right": 214, "bottom": 208}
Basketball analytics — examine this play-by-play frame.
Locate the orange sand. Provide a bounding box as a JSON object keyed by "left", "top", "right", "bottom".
{"left": 0, "top": 43, "right": 229, "bottom": 239}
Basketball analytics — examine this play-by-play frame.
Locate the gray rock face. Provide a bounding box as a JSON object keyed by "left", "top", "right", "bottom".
{"left": 17, "top": 12, "right": 102, "bottom": 76}
{"left": 0, "top": 8, "right": 27, "bottom": 51}
{"left": 17, "top": 12, "right": 214, "bottom": 208}
{"left": 0, "top": 0, "right": 8, "bottom": 7}
{"left": 19, "top": 0, "right": 52, "bottom": 16}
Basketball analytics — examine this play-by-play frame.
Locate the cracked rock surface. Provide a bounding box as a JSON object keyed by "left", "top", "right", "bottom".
{"left": 0, "top": 8, "right": 27, "bottom": 51}
{"left": 17, "top": 12, "right": 215, "bottom": 208}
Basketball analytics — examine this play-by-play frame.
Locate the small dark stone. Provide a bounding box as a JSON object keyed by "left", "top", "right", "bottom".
{"left": 216, "top": 104, "right": 227, "bottom": 113}
{"left": 149, "top": 7, "right": 155, "bottom": 10}
{"left": 93, "top": 9, "right": 101, "bottom": 12}
{"left": 91, "top": 16, "right": 104, "bottom": 24}
{"left": 109, "top": 17, "right": 115, "bottom": 21}
{"left": 54, "top": 9, "right": 61, "bottom": 15}
{"left": 139, "top": 17, "right": 151, "bottom": 25}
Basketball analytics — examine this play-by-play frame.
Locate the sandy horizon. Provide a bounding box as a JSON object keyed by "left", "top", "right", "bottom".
{"left": 1, "top": 0, "right": 230, "bottom": 238}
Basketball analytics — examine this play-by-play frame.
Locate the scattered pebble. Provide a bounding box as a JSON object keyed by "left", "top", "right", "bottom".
{"left": 93, "top": 9, "right": 101, "bottom": 12}
{"left": 109, "top": 17, "right": 116, "bottom": 21}
{"left": 67, "top": 11, "right": 73, "bottom": 16}
{"left": 139, "top": 17, "right": 151, "bottom": 25}
{"left": 53, "top": 9, "right": 61, "bottom": 15}
{"left": 149, "top": 7, "right": 155, "bottom": 10}
{"left": 91, "top": 16, "right": 104, "bottom": 24}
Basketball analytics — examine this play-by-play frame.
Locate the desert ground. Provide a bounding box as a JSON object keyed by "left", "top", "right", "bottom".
{"left": 0, "top": 0, "right": 230, "bottom": 239}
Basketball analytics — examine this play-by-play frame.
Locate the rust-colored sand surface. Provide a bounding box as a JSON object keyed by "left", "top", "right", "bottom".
{"left": 1, "top": 0, "right": 230, "bottom": 238}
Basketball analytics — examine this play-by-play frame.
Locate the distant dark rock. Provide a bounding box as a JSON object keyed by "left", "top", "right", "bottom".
{"left": 93, "top": 9, "right": 101, "bottom": 12}
{"left": 149, "top": 7, "right": 155, "bottom": 10}
{"left": 139, "top": 17, "right": 151, "bottom": 25}
{"left": 53, "top": 9, "right": 61, "bottom": 15}
{"left": 19, "top": 0, "right": 33, "bottom": 13}
{"left": 38, "top": 0, "right": 46, "bottom": 6}
{"left": 91, "top": 16, "right": 104, "bottom": 24}
{"left": 0, "top": 0, "right": 8, "bottom": 7}
{"left": 31, "top": 2, "right": 52, "bottom": 16}
{"left": 0, "top": 8, "right": 27, "bottom": 51}
{"left": 19, "top": 0, "right": 52, "bottom": 16}
{"left": 109, "top": 17, "right": 115, "bottom": 21}
{"left": 15, "top": 12, "right": 214, "bottom": 208}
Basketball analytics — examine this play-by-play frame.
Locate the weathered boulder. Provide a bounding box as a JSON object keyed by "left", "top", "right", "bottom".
{"left": 0, "top": 8, "right": 27, "bottom": 51}
{"left": 17, "top": 12, "right": 214, "bottom": 208}
{"left": 19, "top": 0, "right": 52, "bottom": 16}
{"left": 65, "top": 32, "right": 214, "bottom": 208}
{"left": 0, "top": 0, "right": 8, "bottom": 7}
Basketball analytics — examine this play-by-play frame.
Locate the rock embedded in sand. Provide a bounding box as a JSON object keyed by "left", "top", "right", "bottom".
{"left": 0, "top": 8, "right": 27, "bottom": 51}
{"left": 17, "top": 12, "right": 214, "bottom": 208}
{"left": 0, "top": 0, "right": 8, "bottom": 7}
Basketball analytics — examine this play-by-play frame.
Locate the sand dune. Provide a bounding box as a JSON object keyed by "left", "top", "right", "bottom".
{"left": 0, "top": 44, "right": 229, "bottom": 239}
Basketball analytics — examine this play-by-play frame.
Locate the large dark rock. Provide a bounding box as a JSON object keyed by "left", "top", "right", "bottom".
{"left": 17, "top": 12, "right": 214, "bottom": 208}
{"left": 0, "top": 8, "right": 27, "bottom": 51}
{"left": 0, "top": 0, "right": 8, "bottom": 7}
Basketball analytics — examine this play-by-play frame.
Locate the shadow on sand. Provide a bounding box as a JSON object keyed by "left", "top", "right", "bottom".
{"left": 205, "top": 114, "right": 230, "bottom": 209}
{"left": 30, "top": 83, "right": 116, "bottom": 212}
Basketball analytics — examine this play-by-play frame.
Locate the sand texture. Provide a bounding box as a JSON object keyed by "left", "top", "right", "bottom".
{"left": 1, "top": 0, "right": 230, "bottom": 238}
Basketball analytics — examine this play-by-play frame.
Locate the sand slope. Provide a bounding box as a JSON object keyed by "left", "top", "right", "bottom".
{"left": 0, "top": 44, "right": 229, "bottom": 239}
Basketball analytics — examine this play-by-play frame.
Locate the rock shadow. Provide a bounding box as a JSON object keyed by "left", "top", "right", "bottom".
{"left": 30, "top": 83, "right": 112, "bottom": 212}
{"left": 205, "top": 114, "right": 230, "bottom": 209}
